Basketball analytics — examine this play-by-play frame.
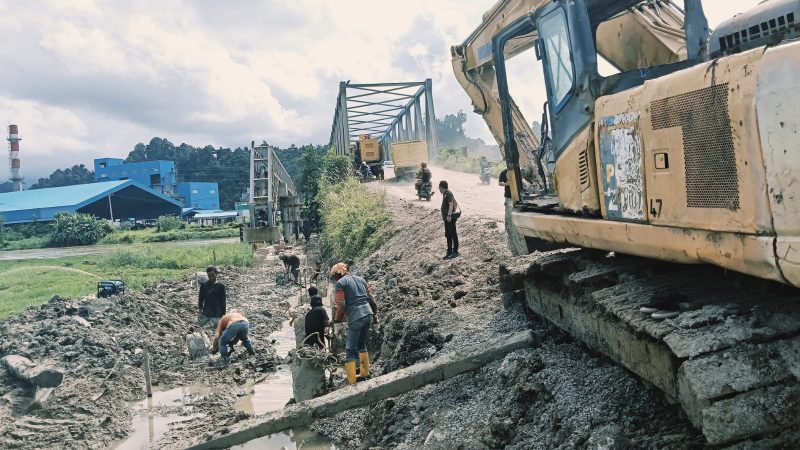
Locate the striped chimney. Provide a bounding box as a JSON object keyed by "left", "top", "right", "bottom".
{"left": 7, "top": 124, "right": 22, "bottom": 191}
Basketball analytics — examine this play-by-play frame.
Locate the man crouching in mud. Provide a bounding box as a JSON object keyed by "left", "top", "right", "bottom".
{"left": 211, "top": 312, "right": 255, "bottom": 362}
{"left": 330, "top": 263, "right": 374, "bottom": 384}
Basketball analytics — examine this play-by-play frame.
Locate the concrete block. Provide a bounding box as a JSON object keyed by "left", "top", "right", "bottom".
{"left": 291, "top": 356, "right": 326, "bottom": 403}
{"left": 186, "top": 333, "right": 209, "bottom": 359}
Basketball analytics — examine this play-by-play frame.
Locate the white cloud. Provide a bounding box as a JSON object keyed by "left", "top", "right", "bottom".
{"left": 0, "top": 0, "right": 765, "bottom": 180}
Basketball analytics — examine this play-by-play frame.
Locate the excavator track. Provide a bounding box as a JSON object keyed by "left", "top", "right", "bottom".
{"left": 500, "top": 249, "right": 800, "bottom": 447}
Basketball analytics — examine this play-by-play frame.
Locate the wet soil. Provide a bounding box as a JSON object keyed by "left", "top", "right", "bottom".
{"left": 0, "top": 167, "right": 707, "bottom": 449}
{"left": 0, "top": 249, "right": 300, "bottom": 449}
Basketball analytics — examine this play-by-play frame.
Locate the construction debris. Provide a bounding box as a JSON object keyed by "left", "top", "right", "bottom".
{"left": 187, "top": 330, "right": 534, "bottom": 449}
{"left": 1, "top": 355, "right": 63, "bottom": 388}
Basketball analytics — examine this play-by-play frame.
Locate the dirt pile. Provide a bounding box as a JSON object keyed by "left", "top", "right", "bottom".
{"left": 313, "top": 199, "right": 704, "bottom": 449}
{"left": 0, "top": 255, "right": 297, "bottom": 449}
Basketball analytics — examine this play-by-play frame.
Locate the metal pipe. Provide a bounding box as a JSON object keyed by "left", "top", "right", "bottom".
{"left": 107, "top": 195, "right": 114, "bottom": 222}
{"left": 143, "top": 347, "right": 153, "bottom": 398}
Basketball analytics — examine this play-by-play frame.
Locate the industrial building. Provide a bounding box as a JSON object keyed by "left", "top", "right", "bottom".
{"left": 176, "top": 182, "right": 220, "bottom": 210}
{"left": 93, "top": 158, "right": 220, "bottom": 210}
{"left": 0, "top": 180, "right": 183, "bottom": 224}
{"left": 94, "top": 158, "right": 178, "bottom": 196}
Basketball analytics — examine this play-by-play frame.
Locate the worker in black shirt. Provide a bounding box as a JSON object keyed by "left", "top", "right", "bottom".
{"left": 279, "top": 253, "right": 301, "bottom": 283}
{"left": 439, "top": 180, "right": 460, "bottom": 260}
{"left": 198, "top": 266, "right": 226, "bottom": 328}
{"left": 304, "top": 287, "right": 330, "bottom": 348}
{"left": 498, "top": 169, "right": 513, "bottom": 205}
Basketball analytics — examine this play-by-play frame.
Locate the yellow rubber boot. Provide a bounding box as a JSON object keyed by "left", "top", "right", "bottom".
{"left": 359, "top": 352, "right": 370, "bottom": 379}
{"left": 344, "top": 361, "right": 357, "bottom": 385}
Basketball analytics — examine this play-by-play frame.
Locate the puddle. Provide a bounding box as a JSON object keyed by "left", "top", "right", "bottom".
{"left": 111, "top": 385, "right": 211, "bottom": 449}
{"left": 116, "top": 304, "right": 336, "bottom": 449}
{"left": 132, "top": 383, "right": 215, "bottom": 411}
{"left": 113, "top": 413, "right": 203, "bottom": 450}
{"left": 234, "top": 318, "right": 295, "bottom": 416}
{"left": 234, "top": 365, "right": 294, "bottom": 415}
{"left": 232, "top": 426, "right": 337, "bottom": 449}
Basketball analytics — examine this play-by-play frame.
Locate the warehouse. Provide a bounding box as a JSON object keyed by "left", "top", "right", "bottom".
{"left": 0, "top": 180, "right": 183, "bottom": 224}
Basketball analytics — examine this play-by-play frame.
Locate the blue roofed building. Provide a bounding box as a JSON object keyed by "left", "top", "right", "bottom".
{"left": 176, "top": 182, "right": 220, "bottom": 211}
{"left": 0, "top": 180, "right": 183, "bottom": 224}
{"left": 93, "top": 158, "right": 220, "bottom": 210}
{"left": 94, "top": 159, "right": 177, "bottom": 197}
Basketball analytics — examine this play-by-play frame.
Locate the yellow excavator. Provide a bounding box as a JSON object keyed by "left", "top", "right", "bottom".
{"left": 453, "top": 0, "right": 800, "bottom": 445}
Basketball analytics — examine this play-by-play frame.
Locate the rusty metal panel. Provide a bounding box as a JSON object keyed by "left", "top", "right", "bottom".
{"left": 553, "top": 125, "right": 600, "bottom": 213}
{"left": 598, "top": 112, "right": 645, "bottom": 222}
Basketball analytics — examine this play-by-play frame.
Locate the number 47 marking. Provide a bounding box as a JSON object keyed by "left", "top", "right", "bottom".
{"left": 650, "top": 199, "right": 663, "bottom": 218}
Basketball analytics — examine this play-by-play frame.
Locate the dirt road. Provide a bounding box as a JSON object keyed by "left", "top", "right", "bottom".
{"left": 0, "top": 237, "right": 239, "bottom": 261}
{"left": 375, "top": 165, "right": 505, "bottom": 221}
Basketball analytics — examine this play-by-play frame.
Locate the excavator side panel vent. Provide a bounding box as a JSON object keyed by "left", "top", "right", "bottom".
{"left": 578, "top": 146, "right": 590, "bottom": 191}
{"left": 650, "top": 83, "right": 740, "bottom": 210}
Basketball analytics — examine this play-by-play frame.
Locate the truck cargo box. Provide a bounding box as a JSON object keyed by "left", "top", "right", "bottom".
{"left": 391, "top": 140, "right": 428, "bottom": 178}
{"left": 359, "top": 139, "right": 382, "bottom": 163}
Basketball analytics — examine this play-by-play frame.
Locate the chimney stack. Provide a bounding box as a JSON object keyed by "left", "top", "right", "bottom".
{"left": 7, "top": 125, "right": 22, "bottom": 191}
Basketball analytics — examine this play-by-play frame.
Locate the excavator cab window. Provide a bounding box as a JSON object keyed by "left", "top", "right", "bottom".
{"left": 539, "top": 8, "right": 574, "bottom": 111}
{"left": 492, "top": 1, "right": 596, "bottom": 171}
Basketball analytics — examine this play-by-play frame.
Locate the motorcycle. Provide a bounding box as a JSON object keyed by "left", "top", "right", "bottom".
{"left": 357, "top": 167, "right": 374, "bottom": 183}
{"left": 417, "top": 180, "right": 433, "bottom": 201}
{"left": 479, "top": 166, "right": 491, "bottom": 184}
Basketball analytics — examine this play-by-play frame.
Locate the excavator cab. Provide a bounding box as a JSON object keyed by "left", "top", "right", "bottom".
{"left": 490, "top": 0, "right": 709, "bottom": 208}
{"left": 455, "top": 0, "right": 800, "bottom": 286}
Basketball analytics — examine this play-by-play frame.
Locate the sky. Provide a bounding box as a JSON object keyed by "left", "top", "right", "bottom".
{"left": 0, "top": 0, "right": 759, "bottom": 181}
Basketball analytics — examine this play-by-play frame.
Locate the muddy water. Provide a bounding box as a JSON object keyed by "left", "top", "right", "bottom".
{"left": 111, "top": 383, "right": 212, "bottom": 449}
{"left": 234, "top": 320, "right": 295, "bottom": 415}
{"left": 115, "top": 317, "right": 336, "bottom": 449}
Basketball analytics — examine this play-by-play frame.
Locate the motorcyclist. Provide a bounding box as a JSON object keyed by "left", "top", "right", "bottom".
{"left": 478, "top": 156, "right": 491, "bottom": 183}
{"left": 360, "top": 161, "right": 371, "bottom": 180}
{"left": 415, "top": 162, "right": 432, "bottom": 194}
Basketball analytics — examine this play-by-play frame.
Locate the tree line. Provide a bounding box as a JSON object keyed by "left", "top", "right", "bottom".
{"left": 3, "top": 112, "right": 494, "bottom": 203}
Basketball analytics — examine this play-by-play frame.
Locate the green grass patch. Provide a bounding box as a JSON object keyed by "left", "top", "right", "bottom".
{"left": 1, "top": 236, "right": 52, "bottom": 251}
{"left": 98, "top": 226, "right": 238, "bottom": 245}
{"left": 0, "top": 242, "right": 253, "bottom": 319}
{"left": 319, "top": 178, "right": 393, "bottom": 263}
{"left": 0, "top": 221, "right": 239, "bottom": 251}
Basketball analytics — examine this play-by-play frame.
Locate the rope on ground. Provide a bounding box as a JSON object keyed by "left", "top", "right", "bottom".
{"left": 296, "top": 333, "right": 341, "bottom": 370}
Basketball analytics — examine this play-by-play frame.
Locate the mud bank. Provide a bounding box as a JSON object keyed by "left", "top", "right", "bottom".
{"left": 312, "top": 199, "right": 705, "bottom": 449}
{"left": 0, "top": 250, "right": 299, "bottom": 449}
